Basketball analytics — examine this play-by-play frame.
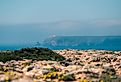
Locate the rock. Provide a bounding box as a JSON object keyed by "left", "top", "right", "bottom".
{"left": 12, "top": 77, "right": 33, "bottom": 82}
{"left": 27, "top": 66, "right": 34, "bottom": 72}
{"left": 0, "top": 49, "right": 121, "bottom": 81}
{"left": 60, "top": 61, "right": 70, "bottom": 67}
{"left": 0, "top": 75, "right": 5, "bottom": 81}
{"left": 46, "top": 79, "right": 51, "bottom": 82}
{"left": 103, "top": 63, "right": 111, "bottom": 68}
{"left": 0, "top": 62, "right": 4, "bottom": 66}
{"left": 22, "top": 66, "right": 34, "bottom": 72}
{"left": 42, "top": 69, "right": 50, "bottom": 74}
{"left": 25, "top": 72, "right": 35, "bottom": 77}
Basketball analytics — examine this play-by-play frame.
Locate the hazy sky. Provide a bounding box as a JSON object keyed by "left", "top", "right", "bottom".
{"left": 0, "top": 0, "right": 121, "bottom": 24}
{"left": 0, "top": 0, "right": 121, "bottom": 45}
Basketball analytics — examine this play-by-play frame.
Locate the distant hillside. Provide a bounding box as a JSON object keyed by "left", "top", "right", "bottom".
{"left": 1, "top": 20, "right": 121, "bottom": 45}
{"left": 42, "top": 36, "right": 121, "bottom": 50}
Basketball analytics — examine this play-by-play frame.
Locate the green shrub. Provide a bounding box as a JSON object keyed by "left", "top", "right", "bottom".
{"left": 62, "top": 74, "right": 75, "bottom": 81}
{"left": 0, "top": 48, "right": 65, "bottom": 62}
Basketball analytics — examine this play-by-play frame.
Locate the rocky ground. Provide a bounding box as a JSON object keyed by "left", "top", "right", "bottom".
{"left": 0, "top": 49, "right": 121, "bottom": 82}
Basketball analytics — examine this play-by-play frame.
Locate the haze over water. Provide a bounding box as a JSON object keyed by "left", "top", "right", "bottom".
{"left": 0, "top": 0, "right": 121, "bottom": 50}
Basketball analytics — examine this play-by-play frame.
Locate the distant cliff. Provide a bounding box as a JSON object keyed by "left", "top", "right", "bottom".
{"left": 42, "top": 36, "right": 121, "bottom": 50}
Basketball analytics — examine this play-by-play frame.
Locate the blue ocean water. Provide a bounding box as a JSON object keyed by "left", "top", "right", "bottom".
{"left": 0, "top": 44, "right": 34, "bottom": 50}
{"left": 42, "top": 36, "right": 121, "bottom": 51}
{"left": 0, "top": 44, "right": 121, "bottom": 51}
{"left": 1, "top": 36, "right": 121, "bottom": 51}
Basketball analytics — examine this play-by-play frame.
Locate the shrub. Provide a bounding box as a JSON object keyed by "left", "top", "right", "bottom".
{"left": 0, "top": 48, "right": 65, "bottom": 62}
{"left": 62, "top": 74, "right": 75, "bottom": 81}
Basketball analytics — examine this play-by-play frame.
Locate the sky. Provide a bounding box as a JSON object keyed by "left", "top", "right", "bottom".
{"left": 0, "top": 0, "right": 121, "bottom": 24}
{"left": 0, "top": 0, "right": 121, "bottom": 45}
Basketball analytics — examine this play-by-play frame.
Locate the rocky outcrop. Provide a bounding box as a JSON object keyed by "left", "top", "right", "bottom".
{"left": 0, "top": 49, "right": 121, "bottom": 82}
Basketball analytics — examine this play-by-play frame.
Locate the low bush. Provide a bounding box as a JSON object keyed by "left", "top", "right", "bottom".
{"left": 0, "top": 48, "right": 65, "bottom": 62}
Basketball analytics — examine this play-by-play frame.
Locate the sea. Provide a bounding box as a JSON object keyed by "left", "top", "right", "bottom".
{"left": 0, "top": 44, "right": 121, "bottom": 51}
